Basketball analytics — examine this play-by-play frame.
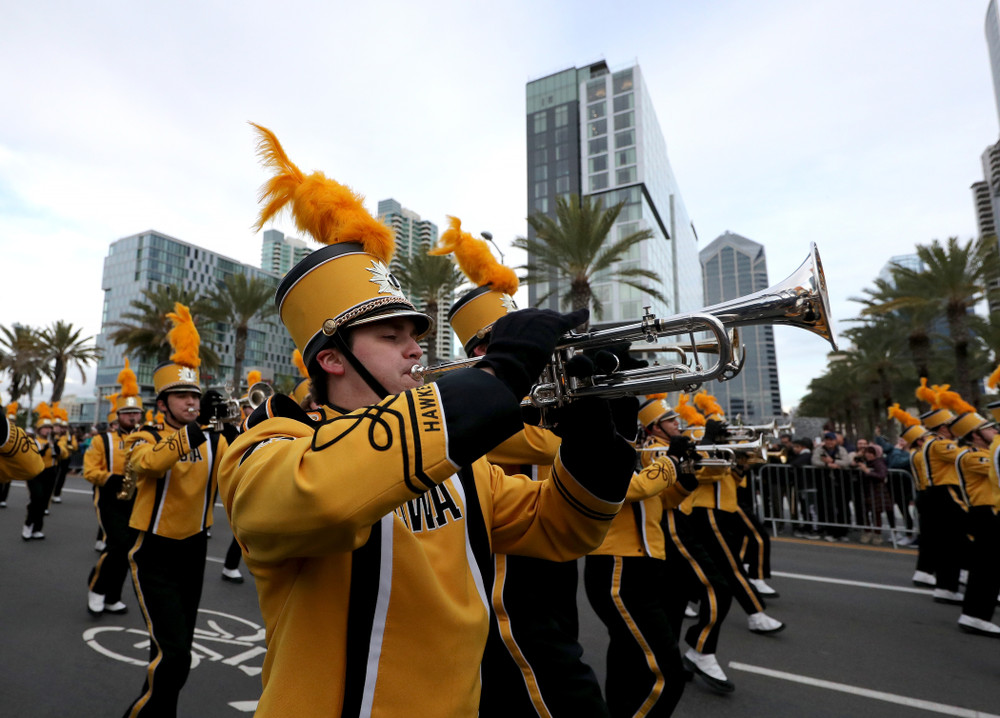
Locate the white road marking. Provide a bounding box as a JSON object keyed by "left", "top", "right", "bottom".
{"left": 772, "top": 571, "right": 933, "bottom": 596}
{"left": 729, "top": 663, "right": 1000, "bottom": 717}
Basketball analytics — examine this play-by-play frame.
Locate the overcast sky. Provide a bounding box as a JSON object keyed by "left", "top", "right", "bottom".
{"left": 1, "top": 0, "right": 996, "bottom": 411}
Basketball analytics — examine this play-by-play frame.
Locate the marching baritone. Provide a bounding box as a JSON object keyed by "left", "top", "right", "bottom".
{"left": 121, "top": 304, "right": 229, "bottom": 718}
{"left": 218, "top": 125, "right": 636, "bottom": 718}
{"left": 83, "top": 359, "right": 143, "bottom": 616}
{"left": 23, "top": 402, "right": 68, "bottom": 540}
{"left": 1, "top": 403, "right": 44, "bottom": 483}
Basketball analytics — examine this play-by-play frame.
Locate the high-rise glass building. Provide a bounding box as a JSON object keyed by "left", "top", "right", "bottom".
{"left": 377, "top": 199, "right": 454, "bottom": 361}
{"left": 700, "top": 232, "right": 782, "bottom": 420}
{"left": 261, "top": 229, "right": 312, "bottom": 276}
{"left": 525, "top": 60, "right": 702, "bottom": 324}
{"left": 975, "top": 3, "right": 1000, "bottom": 313}
{"left": 93, "top": 230, "right": 298, "bottom": 421}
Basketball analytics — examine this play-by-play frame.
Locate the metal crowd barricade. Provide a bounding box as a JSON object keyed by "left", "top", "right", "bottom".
{"left": 750, "top": 464, "right": 918, "bottom": 548}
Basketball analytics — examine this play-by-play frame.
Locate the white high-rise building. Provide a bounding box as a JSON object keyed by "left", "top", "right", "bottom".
{"left": 261, "top": 228, "right": 312, "bottom": 276}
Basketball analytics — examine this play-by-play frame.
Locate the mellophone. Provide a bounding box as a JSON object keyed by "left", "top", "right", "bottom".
{"left": 411, "top": 243, "right": 837, "bottom": 427}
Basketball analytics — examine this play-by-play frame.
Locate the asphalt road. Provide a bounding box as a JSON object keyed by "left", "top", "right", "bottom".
{"left": 1, "top": 475, "right": 998, "bottom": 717}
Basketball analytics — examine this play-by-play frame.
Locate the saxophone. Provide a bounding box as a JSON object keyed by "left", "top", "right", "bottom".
{"left": 117, "top": 443, "right": 139, "bottom": 500}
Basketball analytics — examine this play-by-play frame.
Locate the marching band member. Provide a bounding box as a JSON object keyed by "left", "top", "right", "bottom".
{"left": 84, "top": 359, "right": 143, "bottom": 615}
{"left": 1, "top": 402, "right": 43, "bottom": 484}
{"left": 888, "top": 404, "right": 935, "bottom": 586}
{"left": 23, "top": 402, "right": 68, "bottom": 540}
{"left": 914, "top": 380, "right": 968, "bottom": 604}
{"left": 50, "top": 402, "right": 77, "bottom": 503}
{"left": 121, "top": 304, "right": 229, "bottom": 718}
{"left": 217, "top": 125, "right": 636, "bottom": 718}
{"left": 434, "top": 217, "right": 609, "bottom": 717}
{"left": 585, "top": 394, "right": 699, "bottom": 716}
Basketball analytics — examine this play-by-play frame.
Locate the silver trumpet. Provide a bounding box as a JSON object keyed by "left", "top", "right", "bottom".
{"left": 410, "top": 243, "right": 835, "bottom": 425}
{"left": 248, "top": 381, "right": 275, "bottom": 410}
{"left": 637, "top": 436, "right": 766, "bottom": 468}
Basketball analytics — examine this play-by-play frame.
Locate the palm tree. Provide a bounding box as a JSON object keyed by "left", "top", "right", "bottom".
{"left": 853, "top": 277, "right": 936, "bottom": 384}
{"left": 200, "top": 273, "right": 278, "bottom": 390}
{"left": 0, "top": 324, "right": 46, "bottom": 412}
{"left": 108, "top": 285, "right": 219, "bottom": 370}
{"left": 513, "top": 194, "right": 665, "bottom": 328}
{"left": 840, "top": 321, "right": 908, "bottom": 436}
{"left": 38, "top": 321, "right": 103, "bottom": 402}
{"left": 863, "top": 237, "right": 999, "bottom": 402}
{"left": 392, "top": 252, "right": 464, "bottom": 366}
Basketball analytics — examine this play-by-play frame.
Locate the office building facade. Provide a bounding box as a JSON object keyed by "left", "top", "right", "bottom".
{"left": 525, "top": 60, "right": 702, "bottom": 324}
{"left": 700, "top": 232, "right": 782, "bottom": 420}
{"left": 377, "top": 199, "right": 454, "bottom": 361}
{"left": 261, "top": 229, "right": 312, "bottom": 276}
{"left": 93, "top": 230, "right": 298, "bottom": 422}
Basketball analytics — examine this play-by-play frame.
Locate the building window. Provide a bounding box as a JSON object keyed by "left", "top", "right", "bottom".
{"left": 587, "top": 102, "right": 606, "bottom": 119}
{"left": 555, "top": 127, "right": 570, "bottom": 143}
{"left": 589, "top": 137, "right": 608, "bottom": 155}
{"left": 588, "top": 155, "right": 608, "bottom": 174}
{"left": 616, "top": 148, "right": 636, "bottom": 167}
{"left": 555, "top": 144, "right": 570, "bottom": 160}
{"left": 534, "top": 165, "right": 548, "bottom": 181}
{"left": 613, "top": 69, "right": 633, "bottom": 94}
{"left": 534, "top": 181, "right": 548, "bottom": 198}
{"left": 535, "top": 197, "right": 549, "bottom": 213}
{"left": 590, "top": 172, "right": 608, "bottom": 190}
{"left": 534, "top": 133, "right": 547, "bottom": 149}
{"left": 556, "top": 159, "right": 570, "bottom": 177}
{"left": 614, "top": 112, "right": 634, "bottom": 131}
{"left": 613, "top": 94, "right": 634, "bottom": 113}
{"left": 534, "top": 148, "right": 548, "bottom": 164}
{"left": 556, "top": 176, "right": 570, "bottom": 193}
{"left": 534, "top": 112, "right": 547, "bottom": 133}
{"left": 555, "top": 105, "right": 569, "bottom": 127}
{"left": 616, "top": 167, "right": 636, "bottom": 184}
{"left": 615, "top": 130, "right": 635, "bottom": 148}
{"left": 588, "top": 119, "right": 607, "bottom": 137}
{"left": 587, "top": 79, "right": 607, "bottom": 102}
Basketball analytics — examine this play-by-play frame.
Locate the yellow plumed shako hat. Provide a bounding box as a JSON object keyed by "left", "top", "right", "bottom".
{"left": 937, "top": 389, "right": 993, "bottom": 438}
{"left": 888, "top": 403, "right": 930, "bottom": 447}
{"left": 105, "top": 393, "right": 119, "bottom": 425}
{"left": 51, "top": 402, "right": 68, "bottom": 427}
{"left": 432, "top": 216, "right": 519, "bottom": 356}
{"left": 693, "top": 391, "right": 726, "bottom": 422}
{"left": 290, "top": 349, "right": 311, "bottom": 405}
{"left": 6, "top": 402, "right": 18, "bottom": 421}
{"left": 676, "top": 393, "right": 707, "bottom": 440}
{"left": 114, "top": 358, "right": 144, "bottom": 414}
{"left": 153, "top": 303, "right": 202, "bottom": 396}
{"left": 252, "top": 124, "right": 431, "bottom": 367}
{"left": 638, "top": 393, "right": 678, "bottom": 428}
{"left": 35, "top": 401, "right": 53, "bottom": 429}
{"left": 915, "top": 379, "right": 954, "bottom": 429}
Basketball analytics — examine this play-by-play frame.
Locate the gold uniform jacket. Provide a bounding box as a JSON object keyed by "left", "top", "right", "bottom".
{"left": 84, "top": 431, "right": 130, "bottom": 487}
{"left": 924, "top": 436, "right": 963, "bottom": 488}
{"left": 35, "top": 435, "right": 69, "bottom": 469}
{"left": 218, "top": 370, "right": 632, "bottom": 718}
{"left": 486, "top": 425, "right": 561, "bottom": 481}
{"left": 909, "top": 447, "right": 930, "bottom": 492}
{"left": 956, "top": 447, "right": 999, "bottom": 510}
{"left": 0, "top": 417, "right": 43, "bottom": 482}
{"left": 679, "top": 463, "right": 737, "bottom": 514}
{"left": 125, "top": 425, "right": 228, "bottom": 539}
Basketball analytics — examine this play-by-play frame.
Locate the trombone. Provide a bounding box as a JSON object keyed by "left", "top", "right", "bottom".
{"left": 411, "top": 243, "right": 835, "bottom": 425}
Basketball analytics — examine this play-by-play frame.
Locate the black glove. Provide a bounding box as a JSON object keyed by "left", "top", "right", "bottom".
{"left": 667, "top": 435, "right": 696, "bottom": 460}
{"left": 479, "top": 308, "right": 589, "bottom": 399}
{"left": 549, "top": 397, "right": 614, "bottom": 442}
{"left": 105, "top": 474, "right": 124, "bottom": 493}
{"left": 677, "top": 470, "right": 699, "bottom": 492}
{"left": 703, "top": 419, "right": 729, "bottom": 445}
{"left": 609, "top": 396, "right": 639, "bottom": 442}
{"left": 585, "top": 341, "right": 649, "bottom": 374}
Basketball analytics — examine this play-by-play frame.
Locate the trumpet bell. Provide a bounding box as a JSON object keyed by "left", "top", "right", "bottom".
{"left": 248, "top": 381, "right": 275, "bottom": 410}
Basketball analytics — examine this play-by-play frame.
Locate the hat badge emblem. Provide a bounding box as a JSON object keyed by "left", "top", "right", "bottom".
{"left": 501, "top": 293, "right": 518, "bottom": 313}
{"left": 179, "top": 367, "right": 198, "bottom": 383}
{"left": 367, "top": 260, "right": 405, "bottom": 298}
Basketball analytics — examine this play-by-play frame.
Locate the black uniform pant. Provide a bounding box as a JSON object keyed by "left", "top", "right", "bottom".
{"left": 25, "top": 467, "right": 57, "bottom": 531}
{"left": 963, "top": 506, "right": 1000, "bottom": 622}
{"left": 124, "top": 530, "right": 207, "bottom": 718}
{"left": 584, "top": 555, "right": 685, "bottom": 718}
{"left": 685, "top": 508, "right": 766, "bottom": 615}
{"left": 735, "top": 505, "right": 771, "bottom": 579}
{"left": 926, "top": 486, "right": 968, "bottom": 593}
{"left": 480, "top": 556, "right": 608, "bottom": 718}
{"left": 663, "top": 509, "right": 733, "bottom": 656}
{"left": 0, "top": 480, "right": 10, "bottom": 504}
{"left": 88, "top": 488, "right": 135, "bottom": 604}
{"left": 53, "top": 458, "right": 71, "bottom": 498}
{"left": 224, "top": 535, "right": 242, "bottom": 572}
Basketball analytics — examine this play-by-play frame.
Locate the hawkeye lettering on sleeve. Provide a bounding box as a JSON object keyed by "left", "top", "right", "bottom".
{"left": 179, "top": 446, "right": 204, "bottom": 463}
{"left": 415, "top": 384, "right": 441, "bottom": 433}
{"left": 394, "top": 481, "right": 464, "bottom": 533}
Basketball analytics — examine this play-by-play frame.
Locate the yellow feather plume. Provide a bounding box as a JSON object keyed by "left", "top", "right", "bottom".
{"left": 155, "top": 411, "right": 164, "bottom": 425}
{"left": 247, "top": 370, "right": 262, "bottom": 387}
{"left": 53, "top": 404, "right": 67, "bottom": 422}
{"left": 645, "top": 392, "right": 668, "bottom": 401}
{"left": 693, "top": 391, "right": 725, "bottom": 418}
{"left": 166, "top": 303, "right": 201, "bottom": 368}
{"left": 676, "top": 393, "right": 706, "bottom": 426}
{"left": 914, "top": 377, "right": 940, "bottom": 408}
{"left": 429, "top": 216, "right": 518, "bottom": 295}
{"left": 118, "top": 358, "right": 140, "bottom": 398}
{"left": 6, "top": 402, "right": 18, "bottom": 416}
{"left": 36, "top": 402, "right": 52, "bottom": 420}
{"left": 888, "top": 403, "right": 921, "bottom": 427}
{"left": 937, "top": 389, "right": 976, "bottom": 415}
{"left": 292, "top": 349, "right": 309, "bottom": 378}
{"left": 145, "top": 410, "right": 153, "bottom": 424}
{"left": 988, "top": 363, "right": 1000, "bottom": 391}
{"left": 250, "top": 123, "right": 394, "bottom": 263}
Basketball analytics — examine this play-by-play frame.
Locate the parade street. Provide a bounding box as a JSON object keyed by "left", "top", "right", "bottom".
{"left": 1, "top": 475, "right": 998, "bottom": 718}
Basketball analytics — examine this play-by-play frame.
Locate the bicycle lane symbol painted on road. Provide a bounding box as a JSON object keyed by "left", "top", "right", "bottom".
{"left": 83, "top": 608, "right": 265, "bottom": 712}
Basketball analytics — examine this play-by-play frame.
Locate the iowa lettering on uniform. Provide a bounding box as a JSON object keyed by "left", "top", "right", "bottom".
{"left": 415, "top": 384, "right": 441, "bottom": 432}
{"left": 395, "top": 483, "right": 463, "bottom": 532}
{"left": 179, "top": 446, "right": 203, "bottom": 463}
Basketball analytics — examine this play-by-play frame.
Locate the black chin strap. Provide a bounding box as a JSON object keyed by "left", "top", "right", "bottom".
{"left": 332, "top": 333, "right": 390, "bottom": 401}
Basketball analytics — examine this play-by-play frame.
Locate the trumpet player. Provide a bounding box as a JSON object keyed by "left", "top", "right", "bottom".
{"left": 121, "top": 304, "right": 229, "bottom": 718}
{"left": 433, "top": 217, "right": 610, "bottom": 717}
{"left": 83, "top": 359, "right": 143, "bottom": 616}
{"left": 22, "top": 402, "right": 68, "bottom": 540}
